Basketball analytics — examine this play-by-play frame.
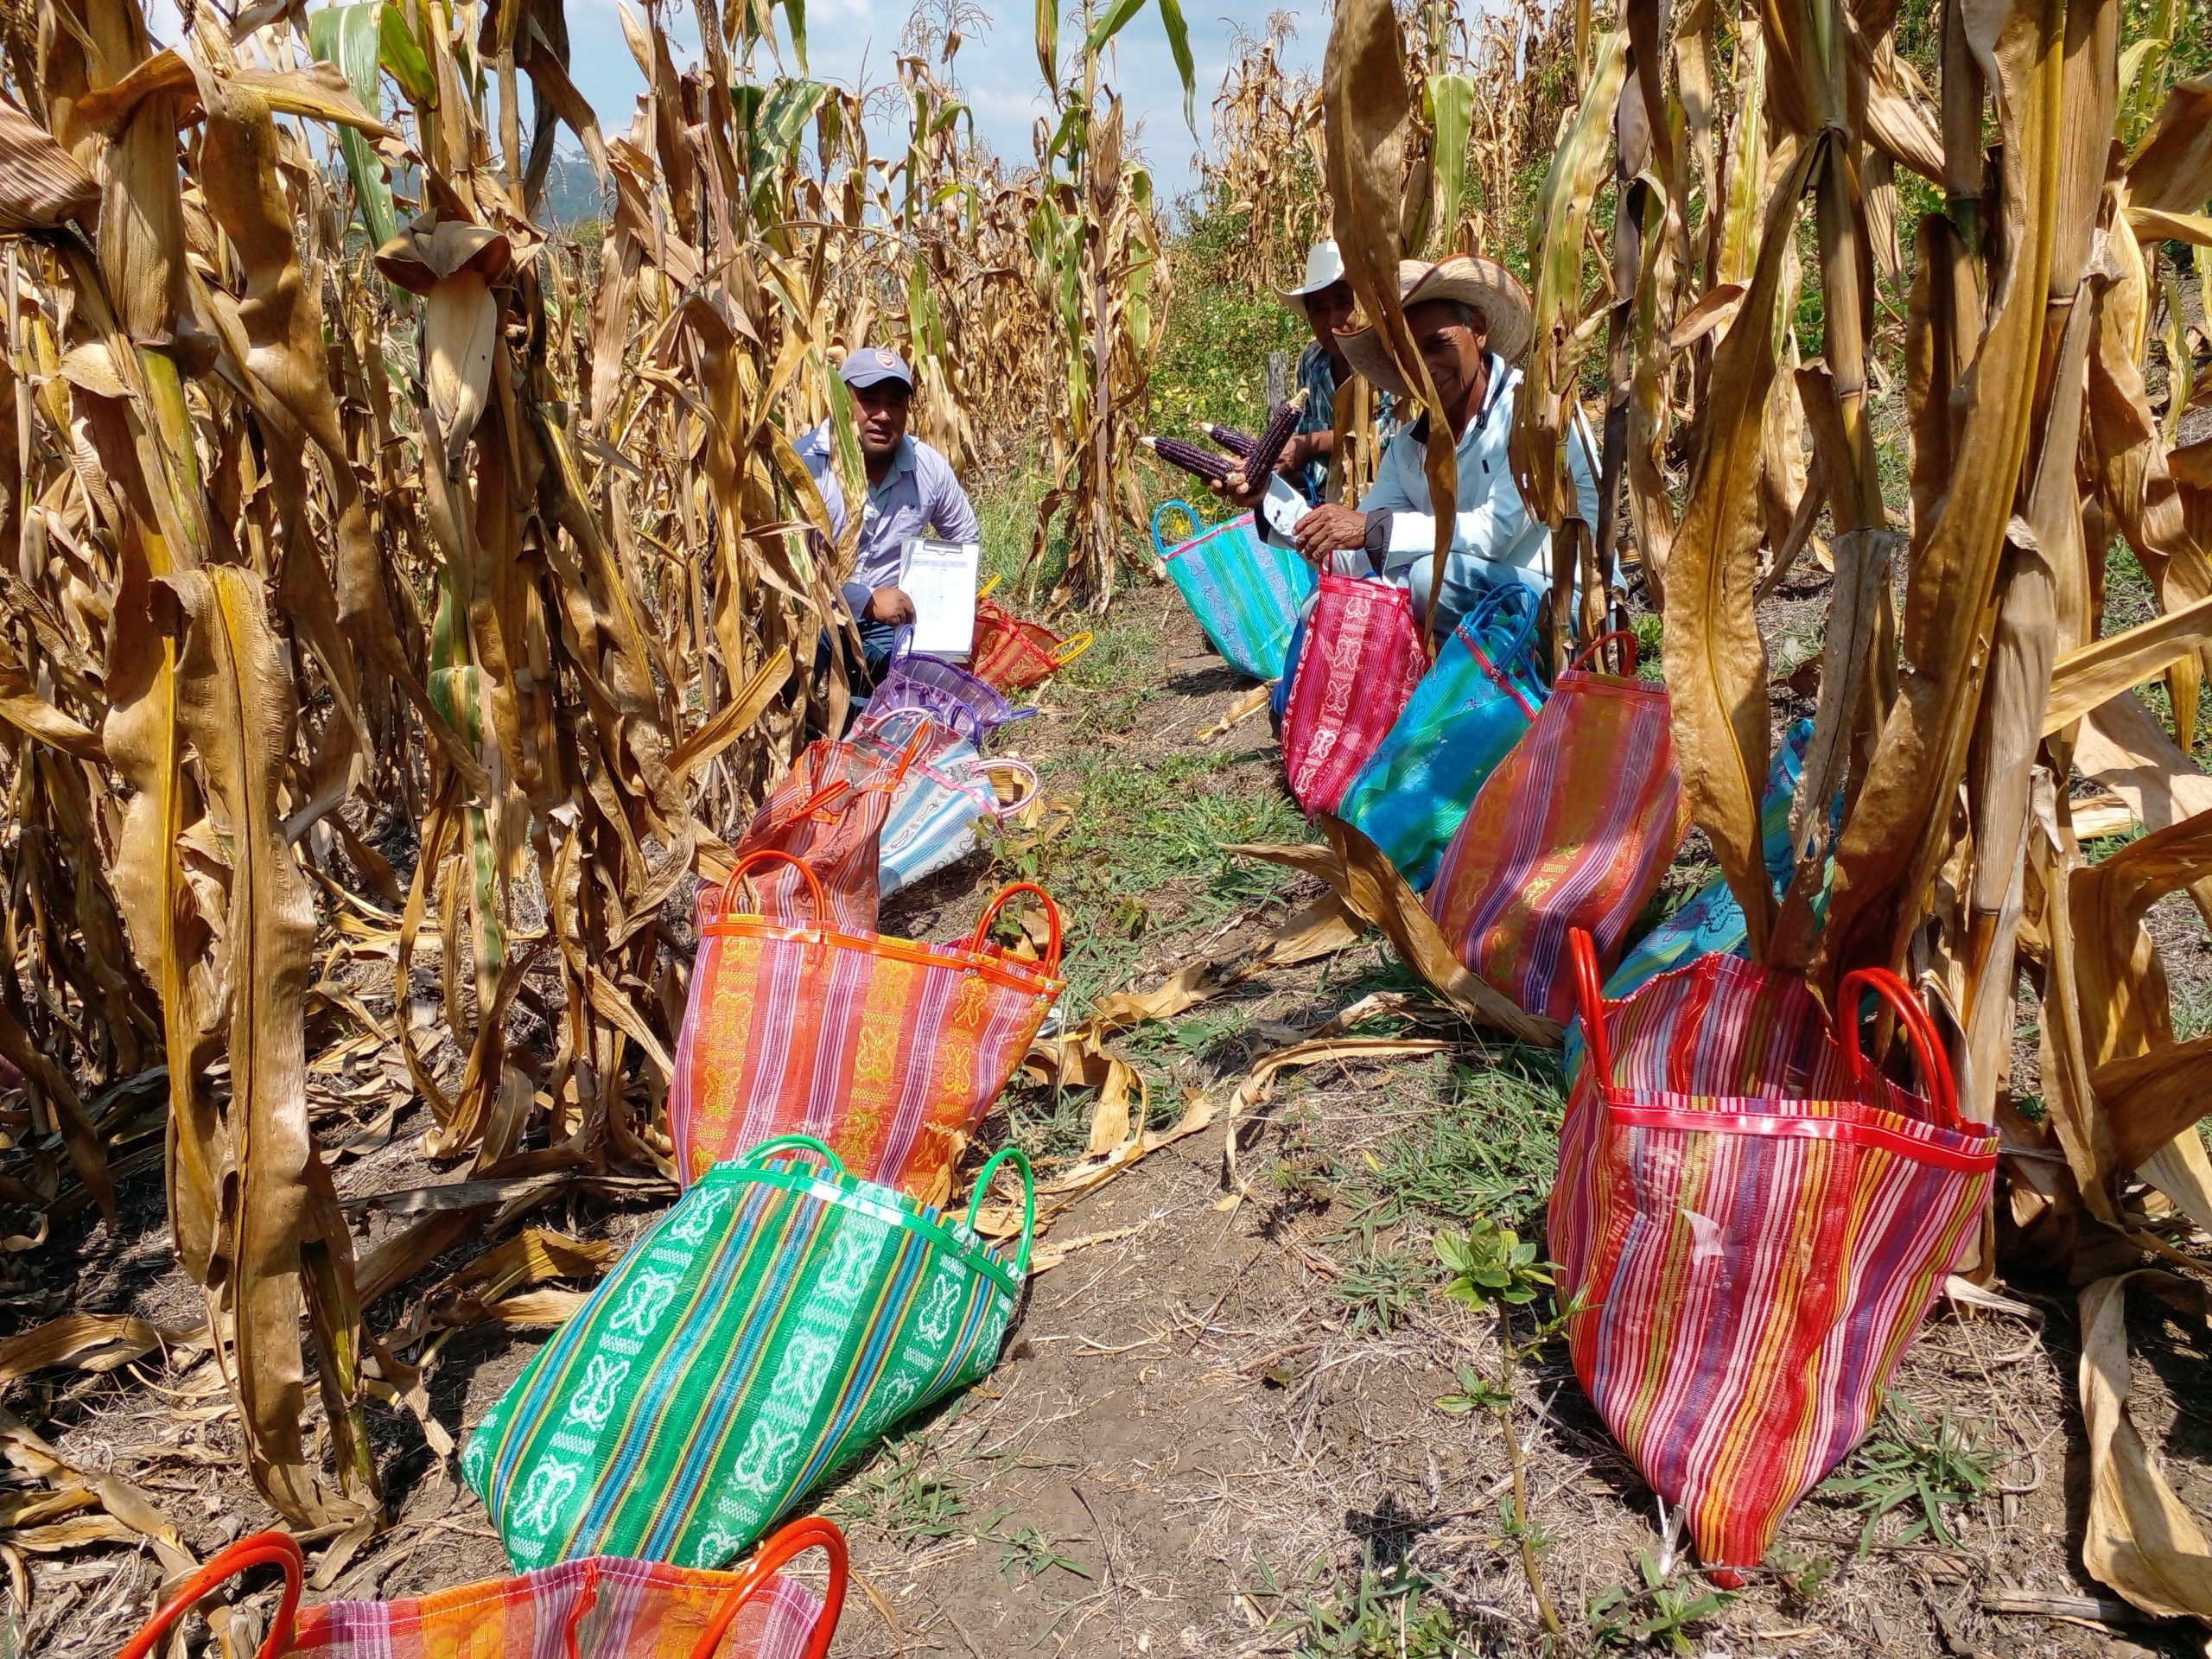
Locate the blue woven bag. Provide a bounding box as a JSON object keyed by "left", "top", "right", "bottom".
{"left": 1337, "top": 583, "right": 1546, "bottom": 891}
{"left": 1154, "top": 501, "right": 1316, "bottom": 683}
{"left": 1603, "top": 717, "right": 1817, "bottom": 1000}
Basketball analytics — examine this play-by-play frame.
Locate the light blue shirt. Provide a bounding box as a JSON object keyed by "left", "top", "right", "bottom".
{"left": 798, "top": 423, "right": 980, "bottom": 616}
{"left": 1266, "top": 354, "right": 1602, "bottom": 635}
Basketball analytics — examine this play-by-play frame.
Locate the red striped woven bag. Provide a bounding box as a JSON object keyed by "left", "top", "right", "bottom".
{"left": 1426, "top": 632, "right": 1688, "bottom": 1020}
{"left": 969, "top": 595, "right": 1092, "bottom": 693}
{"left": 117, "top": 1517, "right": 845, "bottom": 1659}
{"left": 669, "top": 851, "right": 1063, "bottom": 1200}
{"left": 1552, "top": 930, "right": 1998, "bottom": 1582}
{"left": 1280, "top": 573, "right": 1425, "bottom": 816}
{"left": 728, "top": 725, "right": 929, "bottom": 930}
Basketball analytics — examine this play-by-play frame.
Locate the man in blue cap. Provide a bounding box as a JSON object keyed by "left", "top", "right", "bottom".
{"left": 798, "top": 346, "right": 980, "bottom": 684}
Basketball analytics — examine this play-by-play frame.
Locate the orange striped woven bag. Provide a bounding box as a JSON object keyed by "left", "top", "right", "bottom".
{"left": 668, "top": 851, "right": 1063, "bottom": 1199}
{"left": 1552, "top": 930, "right": 1997, "bottom": 1582}
{"left": 116, "top": 1517, "right": 845, "bottom": 1659}
{"left": 968, "top": 596, "right": 1092, "bottom": 693}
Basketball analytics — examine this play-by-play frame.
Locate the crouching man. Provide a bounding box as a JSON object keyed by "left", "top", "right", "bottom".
{"left": 800, "top": 346, "right": 979, "bottom": 687}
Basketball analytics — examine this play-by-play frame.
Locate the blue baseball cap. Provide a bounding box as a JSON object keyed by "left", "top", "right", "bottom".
{"left": 840, "top": 346, "right": 914, "bottom": 391}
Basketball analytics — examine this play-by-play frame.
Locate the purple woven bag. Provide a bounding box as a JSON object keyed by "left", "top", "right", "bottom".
{"left": 866, "top": 629, "right": 1037, "bottom": 744}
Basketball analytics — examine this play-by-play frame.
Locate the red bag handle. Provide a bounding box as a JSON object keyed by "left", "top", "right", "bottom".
{"left": 1568, "top": 927, "right": 1612, "bottom": 1090}
{"left": 968, "top": 882, "right": 1063, "bottom": 976}
{"left": 118, "top": 1531, "right": 304, "bottom": 1659}
{"left": 686, "top": 1515, "right": 849, "bottom": 1659}
{"left": 1567, "top": 629, "right": 1640, "bottom": 677}
{"left": 1837, "top": 967, "right": 1963, "bottom": 1131}
{"left": 716, "top": 848, "right": 830, "bottom": 924}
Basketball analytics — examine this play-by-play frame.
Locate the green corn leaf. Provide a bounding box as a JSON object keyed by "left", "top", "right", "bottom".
{"left": 1035, "top": 0, "right": 1058, "bottom": 93}
{"left": 307, "top": 3, "right": 396, "bottom": 248}
{"left": 377, "top": 2, "right": 435, "bottom": 105}
{"left": 1084, "top": 0, "right": 1149, "bottom": 57}
{"left": 1426, "top": 72, "right": 1474, "bottom": 248}
{"left": 1155, "top": 0, "right": 1198, "bottom": 137}
{"left": 779, "top": 0, "right": 808, "bottom": 73}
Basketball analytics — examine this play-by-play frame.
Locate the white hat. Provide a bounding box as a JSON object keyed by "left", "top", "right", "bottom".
{"left": 1277, "top": 240, "right": 1348, "bottom": 303}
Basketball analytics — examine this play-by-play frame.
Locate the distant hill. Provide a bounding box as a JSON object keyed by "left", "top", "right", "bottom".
{"left": 538, "top": 152, "right": 607, "bottom": 230}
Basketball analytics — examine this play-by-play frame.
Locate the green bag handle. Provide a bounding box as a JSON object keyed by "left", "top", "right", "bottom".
{"left": 739, "top": 1133, "right": 848, "bottom": 1175}
{"left": 964, "top": 1145, "right": 1037, "bottom": 1281}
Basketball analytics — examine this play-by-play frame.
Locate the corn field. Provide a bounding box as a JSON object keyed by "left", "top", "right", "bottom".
{"left": 3, "top": 0, "right": 2212, "bottom": 1633}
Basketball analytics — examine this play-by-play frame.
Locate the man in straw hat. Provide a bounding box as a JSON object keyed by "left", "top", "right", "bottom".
{"left": 1237, "top": 255, "right": 1599, "bottom": 637}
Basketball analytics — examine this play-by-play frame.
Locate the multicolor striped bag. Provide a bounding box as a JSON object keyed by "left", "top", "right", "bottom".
{"left": 669, "top": 851, "right": 1063, "bottom": 1195}
{"left": 1154, "top": 500, "right": 1316, "bottom": 683}
{"left": 465, "top": 1137, "right": 1033, "bottom": 1571}
{"left": 118, "top": 1517, "right": 846, "bottom": 1659}
{"left": 1336, "top": 583, "right": 1546, "bottom": 890}
{"left": 1553, "top": 929, "right": 1997, "bottom": 1582}
{"left": 729, "top": 724, "right": 928, "bottom": 929}
{"left": 969, "top": 593, "right": 1092, "bottom": 693}
{"left": 879, "top": 740, "right": 1038, "bottom": 897}
{"left": 1281, "top": 573, "right": 1427, "bottom": 817}
{"left": 1426, "top": 633, "right": 1688, "bottom": 1021}
{"left": 868, "top": 629, "right": 1036, "bottom": 744}
{"left": 1603, "top": 718, "right": 1815, "bottom": 1000}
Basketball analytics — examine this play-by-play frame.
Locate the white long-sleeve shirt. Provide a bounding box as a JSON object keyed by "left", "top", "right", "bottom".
{"left": 1265, "top": 354, "right": 1602, "bottom": 635}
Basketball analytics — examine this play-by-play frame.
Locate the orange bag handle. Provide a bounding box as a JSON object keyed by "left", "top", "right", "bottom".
{"left": 1567, "top": 629, "right": 1640, "bottom": 677}
{"left": 118, "top": 1531, "right": 305, "bottom": 1659}
{"left": 685, "top": 1515, "right": 849, "bottom": 1659}
{"left": 1837, "top": 968, "right": 1964, "bottom": 1132}
{"left": 1568, "top": 927, "right": 1612, "bottom": 1091}
{"left": 968, "top": 882, "right": 1063, "bottom": 976}
{"left": 716, "top": 848, "right": 830, "bottom": 923}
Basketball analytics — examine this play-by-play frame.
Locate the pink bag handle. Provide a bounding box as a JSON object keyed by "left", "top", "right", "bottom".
{"left": 1837, "top": 968, "right": 1963, "bottom": 1131}
{"left": 1568, "top": 927, "right": 1612, "bottom": 1090}
{"left": 118, "top": 1531, "right": 305, "bottom": 1659}
{"left": 968, "top": 882, "right": 1063, "bottom": 976}
{"left": 686, "top": 1515, "right": 849, "bottom": 1659}
{"left": 974, "top": 759, "right": 1039, "bottom": 818}
{"left": 716, "top": 848, "right": 830, "bottom": 924}
{"left": 1567, "top": 629, "right": 1640, "bottom": 677}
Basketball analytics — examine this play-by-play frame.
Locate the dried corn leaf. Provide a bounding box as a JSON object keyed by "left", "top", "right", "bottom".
{"left": 2078, "top": 1271, "right": 2212, "bottom": 1624}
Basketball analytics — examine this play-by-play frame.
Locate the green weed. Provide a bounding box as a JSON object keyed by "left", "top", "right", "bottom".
{"left": 1294, "top": 1554, "right": 1475, "bottom": 1659}
{"left": 1819, "top": 1398, "right": 1995, "bottom": 1552}
{"left": 1329, "top": 1244, "right": 1434, "bottom": 1336}
{"left": 1588, "top": 1550, "right": 1738, "bottom": 1655}
{"left": 830, "top": 1433, "right": 969, "bottom": 1541}
{"left": 1338, "top": 1051, "right": 1564, "bottom": 1238}
{"left": 981, "top": 1507, "right": 1094, "bottom": 1584}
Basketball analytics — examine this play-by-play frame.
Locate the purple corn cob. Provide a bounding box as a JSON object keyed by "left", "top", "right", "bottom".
{"left": 1203, "top": 423, "right": 1260, "bottom": 458}
{"left": 1141, "top": 435, "right": 1232, "bottom": 486}
{"left": 1236, "top": 387, "right": 1312, "bottom": 485}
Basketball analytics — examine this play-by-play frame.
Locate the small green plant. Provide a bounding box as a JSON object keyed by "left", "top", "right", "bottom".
{"left": 1588, "top": 1550, "right": 1738, "bottom": 1654}
{"left": 1330, "top": 1244, "right": 1434, "bottom": 1335}
{"left": 1294, "top": 1553, "right": 1471, "bottom": 1659}
{"left": 1433, "top": 1219, "right": 1582, "bottom": 1637}
{"left": 1437, "top": 1218, "right": 1550, "bottom": 1308}
{"left": 1820, "top": 1398, "right": 1996, "bottom": 1552}
{"left": 830, "top": 1436, "right": 968, "bottom": 1541}
{"left": 982, "top": 1507, "right": 1093, "bottom": 1583}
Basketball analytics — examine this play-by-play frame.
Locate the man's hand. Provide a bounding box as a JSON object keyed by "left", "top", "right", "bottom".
{"left": 1293, "top": 504, "right": 1370, "bottom": 562}
{"left": 865, "top": 585, "right": 917, "bottom": 626}
{"left": 1216, "top": 467, "right": 1268, "bottom": 510}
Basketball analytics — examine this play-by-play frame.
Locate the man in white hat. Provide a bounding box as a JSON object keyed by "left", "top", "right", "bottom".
{"left": 798, "top": 345, "right": 979, "bottom": 683}
{"left": 1257, "top": 239, "right": 1360, "bottom": 501}
{"left": 1240, "top": 256, "right": 1599, "bottom": 638}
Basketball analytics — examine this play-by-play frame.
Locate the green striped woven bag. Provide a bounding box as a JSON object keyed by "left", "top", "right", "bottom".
{"left": 462, "top": 1135, "right": 1033, "bottom": 1571}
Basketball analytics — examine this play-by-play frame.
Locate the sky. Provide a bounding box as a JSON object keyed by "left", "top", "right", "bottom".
{"left": 550, "top": 0, "right": 1321, "bottom": 204}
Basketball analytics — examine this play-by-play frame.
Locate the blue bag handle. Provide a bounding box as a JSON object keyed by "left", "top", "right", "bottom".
{"left": 964, "top": 1145, "right": 1037, "bottom": 1280}
{"left": 1151, "top": 500, "right": 1201, "bottom": 558}
{"left": 1459, "top": 581, "right": 1540, "bottom": 676}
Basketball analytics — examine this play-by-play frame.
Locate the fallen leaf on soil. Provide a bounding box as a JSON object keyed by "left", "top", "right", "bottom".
{"left": 1224, "top": 1036, "right": 1456, "bottom": 1198}
{"left": 0, "top": 1313, "right": 206, "bottom": 1385}
{"left": 1088, "top": 894, "right": 1358, "bottom": 1033}
{"left": 1027, "top": 1225, "right": 1141, "bottom": 1273}
{"left": 0, "top": 1409, "right": 194, "bottom": 1579}
{"left": 1199, "top": 684, "right": 1273, "bottom": 740}
{"left": 2077, "top": 1271, "right": 2212, "bottom": 1624}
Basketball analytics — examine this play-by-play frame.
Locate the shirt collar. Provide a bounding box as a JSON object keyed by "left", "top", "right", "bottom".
{"left": 1404, "top": 354, "right": 1515, "bottom": 449}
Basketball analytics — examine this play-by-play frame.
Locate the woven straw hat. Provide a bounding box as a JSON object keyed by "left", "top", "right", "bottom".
{"left": 1337, "top": 256, "right": 1535, "bottom": 400}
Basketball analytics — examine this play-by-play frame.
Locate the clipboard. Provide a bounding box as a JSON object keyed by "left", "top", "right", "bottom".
{"left": 899, "top": 537, "right": 980, "bottom": 658}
